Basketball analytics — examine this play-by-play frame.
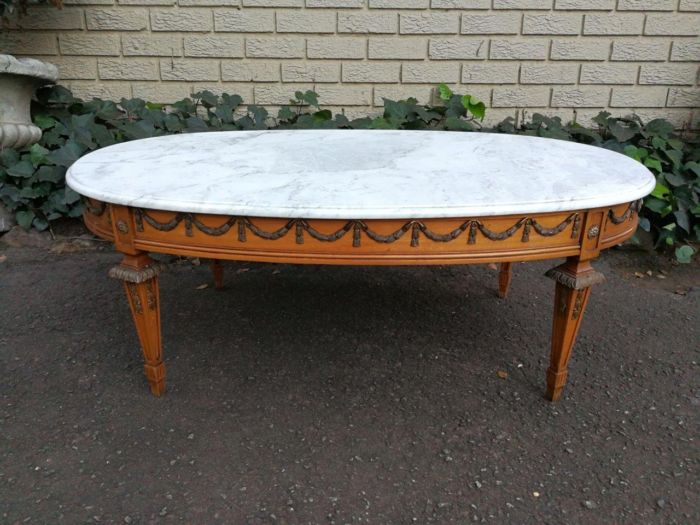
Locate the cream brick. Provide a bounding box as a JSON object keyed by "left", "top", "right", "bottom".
{"left": 15, "top": 7, "right": 84, "bottom": 29}
{"left": 45, "top": 57, "right": 97, "bottom": 80}
{"left": 221, "top": 60, "right": 279, "bottom": 81}
{"left": 369, "top": 0, "right": 429, "bottom": 7}
{"left": 180, "top": 0, "right": 240, "bottom": 5}
{"left": 214, "top": 10, "right": 274, "bottom": 32}
{"left": 520, "top": 64, "right": 579, "bottom": 84}
{"left": 429, "top": 39, "right": 486, "bottom": 59}
{"left": 243, "top": 0, "right": 301, "bottom": 5}
{"left": 373, "top": 85, "right": 433, "bottom": 105}
{"left": 0, "top": 32, "right": 58, "bottom": 55}
{"left": 314, "top": 85, "right": 372, "bottom": 105}
{"left": 60, "top": 33, "right": 121, "bottom": 56}
{"left": 666, "top": 87, "right": 700, "bottom": 107}
{"left": 246, "top": 37, "right": 305, "bottom": 58}
{"left": 123, "top": 34, "right": 183, "bottom": 56}
{"left": 462, "top": 63, "right": 519, "bottom": 83}
{"left": 308, "top": 37, "right": 365, "bottom": 58}
{"left": 98, "top": 58, "right": 158, "bottom": 79}
{"left": 639, "top": 64, "right": 698, "bottom": 85}
{"left": 277, "top": 10, "right": 336, "bottom": 32}
{"left": 402, "top": 62, "right": 459, "bottom": 83}
{"left": 400, "top": 13, "right": 459, "bottom": 34}
{"left": 338, "top": 12, "right": 397, "bottom": 33}
{"left": 254, "top": 84, "right": 309, "bottom": 104}
{"left": 490, "top": 39, "right": 549, "bottom": 60}
{"left": 307, "top": 0, "right": 364, "bottom": 7}
{"left": 184, "top": 35, "right": 244, "bottom": 57}
{"left": 132, "top": 82, "right": 194, "bottom": 101}
{"left": 492, "top": 87, "right": 550, "bottom": 107}
{"left": 493, "top": 0, "right": 551, "bottom": 8}
{"left": 554, "top": 0, "right": 614, "bottom": 8}
{"left": 522, "top": 14, "right": 581, "bottom": 35}
{"left": 550, "top": 40, "right": 609, "bottom": 60}
{"left": 580, "top": 64, "right": 638, "bottom": 84}
{"left": 610, "top": 87, "right": 668, "bottom": 107}
{"left": 461, "top": 13, "right": 520, "bottom": 35}
{"left": 551, "top": 87, "right": 609, "bottom": 107}
{"left": 611, "top": 40, "right": 669, "bottom": 61}
{"left": 282, "top": 61, "right": 340, "bottom": 82}
{"left": 645, "top": 14, "right": 700, "bottom": 35}
{"left": 151, "top": 9, "right": 213, "bottom": 31}
{"left": 679, "top": 0, "right": 700, "bottom": 10}
{"left": 160, "top": 58, "right": 220, "bottom": 80}
{"left": 432, "top": 0, "right": 490, "bottom": 7}
{"left": 670, "top": 40, "right": 700, "bottom": 61}
{"left": 342, "top": 62, "right": 400, "bottom": 82}
{"left": 63, "top": 0, "right": 114, "bottom": 4}
{"left": 618, "top": 0, "right": 675, "bottom": 10}
{"left": 68, "top": 81, "right": 132, "bottom": 100}
{"left": 584, "top": 14, "right": 643, "bottom": 35}
{"left": 86, "top": 8, "right": 148, "bottom": 30}
{"left": 369, "top": 37, "right": 426, "bottom": 59}
{"left": 120, "top": 0, "right": 175, "bottom": 4}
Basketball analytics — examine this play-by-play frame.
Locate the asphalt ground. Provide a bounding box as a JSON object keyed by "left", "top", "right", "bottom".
{"left": 0, "top": 244, "right": 698, "bottom": 524}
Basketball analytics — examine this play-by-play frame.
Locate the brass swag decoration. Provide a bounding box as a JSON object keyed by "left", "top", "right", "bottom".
{"left": 131, "top": 208, "right": 584, "bottom": 247}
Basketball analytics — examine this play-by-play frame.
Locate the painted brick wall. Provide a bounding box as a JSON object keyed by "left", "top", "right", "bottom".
{"left": 1, "top": 0, "right": 699, "bottom": 127}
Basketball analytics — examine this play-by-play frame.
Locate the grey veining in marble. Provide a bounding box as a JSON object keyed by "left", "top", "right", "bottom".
{"left": 66, "top": 130, "right": 656, "bottom": 219}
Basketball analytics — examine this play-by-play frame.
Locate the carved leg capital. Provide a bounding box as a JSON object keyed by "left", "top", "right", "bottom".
{"left": 544, "top": 257, "right": 603, "bottom": 402}
{"left": 109, "top": 253, "right": 165, "bottom": 283}
{"left": 545, "top": 259, "right": 605, "bottom": 290}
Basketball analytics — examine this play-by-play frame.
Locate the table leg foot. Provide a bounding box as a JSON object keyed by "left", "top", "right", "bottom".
{"left": 498, "top": 262, "right": 513, "bottom": 298}
{"left": 211, "top": 259, "right": 224, "bottom": 290}
{"left": 544, "top": 258, "right": 605, "bottom": 402}
{"left": 110, "top": 253, "right": 166, "bottom": 397}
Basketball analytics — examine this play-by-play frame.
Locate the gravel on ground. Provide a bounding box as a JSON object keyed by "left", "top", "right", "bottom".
{"left": 0, "top": 238, "right": 698, "bottom": 524}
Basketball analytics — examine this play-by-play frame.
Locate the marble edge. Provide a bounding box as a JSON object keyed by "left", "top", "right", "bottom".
{"left": 66, "top": 174, "right": 655, "bottom": 220}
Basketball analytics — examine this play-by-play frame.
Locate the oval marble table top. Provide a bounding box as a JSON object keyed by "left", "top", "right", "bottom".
{"left": 67, "top": 130, "right": 655, "bottom": 219}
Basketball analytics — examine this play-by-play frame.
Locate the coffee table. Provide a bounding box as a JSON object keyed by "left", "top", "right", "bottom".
{"left": 67, "top": 130, "right": 655, "bottom": 401}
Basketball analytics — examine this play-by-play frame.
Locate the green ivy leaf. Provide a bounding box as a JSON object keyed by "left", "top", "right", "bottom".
{"left": 438, "top": 84, "right": 453, "bottom": 102}
{"left": 609, "top": 121, "right": 639, "bottom": 142}
{"left": 16, "top": 210, "right": 35, "bottom": 229}
{"left": 29, "top": 144, "right": 50, "bottom": 167}
{"left": 47, "top": 141, "right": 85, "bottom": 168}
{"left": 650, "top": 180, "right": 670, "bottom": 199}
{"left": 278, "top": 106, "right": 295, "bottom": 121}
{"left": 675, "top": 245, "right": 695, "bottom": 264}
{"left": 674, "top": 209, "right": 690, "bottom": 233}
{"left": 34, "top": 114, "right": 56, "bottom": 130}
{"left": 7, "top": 160, "right": 35, "bottom": 178}
{"left": 643, "top": 157, "right": 663, "bottom": 173}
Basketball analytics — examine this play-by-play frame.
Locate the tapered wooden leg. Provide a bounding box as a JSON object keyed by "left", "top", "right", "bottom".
{"left": 211, "top": 259, "right": 224, "bottom": 290}
{"left": 544, "top": 258, "right": 605, "bottom": 401}
{"left": 498, "top": 262, "right": 513, "bottom": 298}
{"left": 109, "top": 253, "right": 166, "bottom": 396}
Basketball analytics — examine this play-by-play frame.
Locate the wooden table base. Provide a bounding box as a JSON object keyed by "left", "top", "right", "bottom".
{"left": 84, "top": 199, "right": 641, "bottom": 401}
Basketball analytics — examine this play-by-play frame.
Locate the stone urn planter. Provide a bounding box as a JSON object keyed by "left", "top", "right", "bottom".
{"left": 0, "top": 54, "right": 58, "bottom": 149}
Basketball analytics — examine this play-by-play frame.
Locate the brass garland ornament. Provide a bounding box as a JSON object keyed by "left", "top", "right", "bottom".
{"left": 608, "top": 199, "right": 643, "bottom": 225}
{"left": 134, "top": 209, "right": 581, "bottom": 248}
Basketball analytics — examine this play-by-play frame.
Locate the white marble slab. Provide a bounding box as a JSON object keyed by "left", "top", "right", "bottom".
{"left": 66, "top": 130, "right": 655, "bottom": 219}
